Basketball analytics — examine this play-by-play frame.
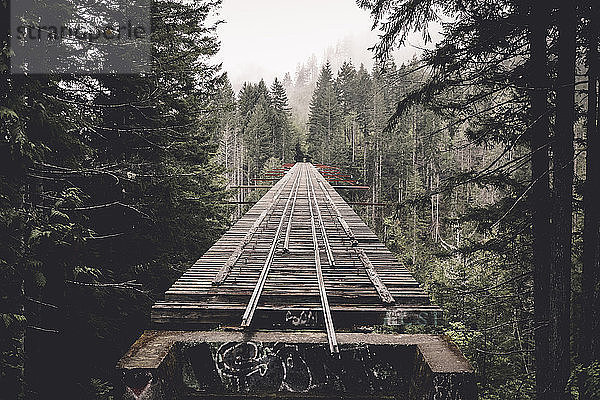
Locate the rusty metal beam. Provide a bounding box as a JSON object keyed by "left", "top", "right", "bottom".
{"left": 230, "top": 185, "right": 273, "bottom": 189}
{"left": 332, "top": 185, "right": 370, "bottom": 190}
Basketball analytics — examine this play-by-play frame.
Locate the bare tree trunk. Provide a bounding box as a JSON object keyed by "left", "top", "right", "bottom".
{"left": 412, "top": 109, "right": 417, "bottom": 265}
{"left": 595, "top": 24, "right": 600, "bottom": 365}
{"left": 378, "top": 150, "right": 382, "bottom": 226}
{"left": 398, "top": 171, "right": 402, "bottom": 203}
{"left": 429, "top": 163, "right": 434, "bottom": 241}
{"left": 372, "top": 93, "right": 378, "bottom": 226}
{"left": 224, "top": 128, "right": 229, "bottom": 185}
{"left": 327, "top": 92, "right": 331, "bottom": 164}
{"left": 236, "top": 131, "right": 242, "bottom": 218}
{"left": 352, "top": 120, "right": 356, "bottom": 163}
{"left": 583, "top": 0, "right": 600, "bottom": 367}
{"left": 435, "top": 172, "right": 440, "bottom": 242}
{"left": 528, "top": 2, "right": 552, "bottom": 398}
{"left": 550, "top": 0, "right": 576, "bottom": 397}
{"left": 372, "top": 162, "right": 376, "bottom": 225}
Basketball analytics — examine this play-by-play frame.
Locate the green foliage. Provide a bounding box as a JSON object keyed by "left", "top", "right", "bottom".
{"left": 226, "top": 75, "right": 295, "bottom": 191}
{"left": 569, "top": 362, "right": 600, "bottom": 400}
{"left": 308, "top": 62, "right": 343, "bottom": 164}
{"left": 89, "top": 378, "right": 113, "bottom": 400}
{"left": 1, "top": 0, "right": 233, "bottom": 397}
{"left": 1, "top": 313, "right": 27, "bottom": 328}
{"left": 270, "top": 78, "right": 293, "bottom": 160}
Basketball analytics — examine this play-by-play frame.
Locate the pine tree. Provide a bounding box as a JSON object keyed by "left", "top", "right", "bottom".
{"left": 282, "top": 72, "right": 293, "bottom": 90}
{"left": 237, "top": 80, "right": 274, "bottom": 176}
{"left": 337, "top": 61, "right": 358, "bottom": 114}
{"left": 308, "top": 62, "right": 342, "bottom": 164}
{"left": 245, "top": 102, "right": 271, "bottom": 177}
{"left": 270, "top": 78, "right": 292, "bottom": 161}
{"left": 337, "top": 61, "right": 359, "bottom": 164}
{"left": 216, "top": 77, "right": 237, "bottom": 186}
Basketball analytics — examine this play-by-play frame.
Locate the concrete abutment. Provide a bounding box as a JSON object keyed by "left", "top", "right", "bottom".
{"left": 117, "top": 331, "right": 476, "bottom": 400}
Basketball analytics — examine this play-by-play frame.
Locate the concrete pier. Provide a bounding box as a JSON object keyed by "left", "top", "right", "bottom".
{"left": 117, "top": 331, "right": 476, "bottom": 399}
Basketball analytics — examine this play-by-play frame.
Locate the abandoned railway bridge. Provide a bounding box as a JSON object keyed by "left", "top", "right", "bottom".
{"left": 117, "top": 163, "right": 476, "bottom": 399}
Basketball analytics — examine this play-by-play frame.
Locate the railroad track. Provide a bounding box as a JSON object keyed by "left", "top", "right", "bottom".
{"left": 152, "top": 163, "right": 442, "bottom": 353}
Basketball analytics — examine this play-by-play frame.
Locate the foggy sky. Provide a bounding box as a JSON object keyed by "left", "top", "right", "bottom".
{"left": 216, "top": 0, "right": 442, "bottom": 87}
{"left": 216, "top": 0, "right": 380, "bottom": 86}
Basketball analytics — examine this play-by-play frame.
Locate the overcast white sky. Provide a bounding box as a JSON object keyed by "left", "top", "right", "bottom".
{"left": 216, "top": 0, "right": 381, "bottom": 85}
{"left": 215, "top": 0, "right": 442, "bottom": 87}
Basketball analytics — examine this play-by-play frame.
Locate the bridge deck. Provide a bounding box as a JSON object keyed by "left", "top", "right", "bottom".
{"left": 152, "top": 163, "right": 441, "bottom": 331}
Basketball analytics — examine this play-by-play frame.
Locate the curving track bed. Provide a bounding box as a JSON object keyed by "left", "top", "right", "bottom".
{"left": 152, "top": 163, "right": 442, "bottom": 353}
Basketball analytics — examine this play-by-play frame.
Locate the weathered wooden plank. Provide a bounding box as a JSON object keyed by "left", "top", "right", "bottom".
{"left": 313, "top": 170, "right": 395, "bottom": 304}
{"left": 212, "top": 167, "right": 295, "bottom": 285}
{"left": 240, "top": 171, "right": 302, "bottom": 327}
{"left": 307, "top": 171, "right": 335, "bottom": 267}
{"left": 153, "top": 162, "right": 439, "bottom": 329}
{"left": 355, "top": 247, "right": 396, "bottom": 304}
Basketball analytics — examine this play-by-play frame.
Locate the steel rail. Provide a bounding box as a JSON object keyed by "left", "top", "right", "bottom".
{"left": 306, "top": 167, "right": 339, "bottom": 354}
{"left": 282, "top": 169, "right": 300, "bottom": 253}
{"left": 307, "top": 168, "right": 335, "bottom": 267}
{"left": 283, "top": 181, "right": 298, "bottom": 253}
{"left": 213, "top": 165, "right": 296, "bottom": 285}
{"left": 316, "top": 178, "right": 358, "bottom": 247}
{"left": 313, "top": 167, "right": 395, "bottom": 305}
{"left": 240, "top": 169, "right": 302, "bottom": 327}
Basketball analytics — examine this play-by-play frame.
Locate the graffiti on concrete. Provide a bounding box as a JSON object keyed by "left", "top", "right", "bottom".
{"left": 284, "top": 310, "right": 318, "bottom": 327}
{"left": 384, "top": 310, "right": 441, "bottom": 327}
{"left": 215, "top": 342, "right": 311, "bottom": 393}
{"left": 176, "top": 341, "right": 411, "bottom": 395}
